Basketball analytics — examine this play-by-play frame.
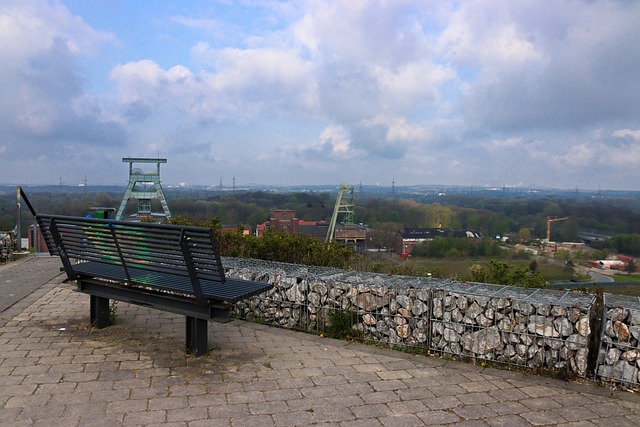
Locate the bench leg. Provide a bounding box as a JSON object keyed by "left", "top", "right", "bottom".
{"left": 185, "top": 316, "right": 208, "bottom": 356}
{"left": 90, "top": 295, "right": 110, "bottom": 329}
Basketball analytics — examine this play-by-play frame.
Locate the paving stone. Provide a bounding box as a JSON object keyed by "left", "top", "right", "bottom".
{"left": 0, "top": 257, "right": 638, "bottom": 427}
{"left": 456, "top": 391, "right": 496, "bottom": 405}
{"left": 430, "top": 383, "right": 467, "bottom": 397}
{"left": 521, "top": 396, "right": 563, "bottom": 411}
{"left": 417, "top": 409, "right": 462, "bottom": 425}
{"left": 350, "top": 403, "right": 392, "bottom": 419}
{"left": 379, "top": 413, "right": 427, "bottom": 426}
{"left": 553, "top": 405, "right": 600, "bottom": 422}
{"left": 488, "top": 387, "right": 529, "bottom": 402}
{"left": 520, "top": 410, "right": 567, "bottom": 425}
{"left": 485, "top": 414, "right": 531, "bottom": 427}
{"left": 123, "top": 409, "right": 167, "bottom": 425}
{"left": 359, "top": 390, "right": 401, "bottom": 405}
{"left": 248, "top": 400, "right": 289, "bottom": 415}
{"left": 271, "top": 410, "right": 316, "bottom": 426}
{"left": 487, "top": 400, "right": 529, "bottom": 416}
{"left": 339, "top": 419, "right": 384, "bottom": 427}
{"left": 424, "top": 395, "right": 462, "bottom": 410}
{"left": 166, "top": 406, "right": 209, "bottom": 423}
{"left": 453, "top": 404, "right": 498, "bottom": 420}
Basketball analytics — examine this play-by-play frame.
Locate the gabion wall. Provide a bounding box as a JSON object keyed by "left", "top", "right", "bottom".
{"left": 431, "top": 286, "right": 594, "bottom": 376}
{"left": 596, "top": 293, "right": 640, "bottom": 388}
{"left": 223, "top": 257, "right": 596, "bottom": 376}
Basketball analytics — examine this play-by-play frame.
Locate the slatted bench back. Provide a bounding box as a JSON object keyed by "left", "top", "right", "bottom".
{"left": 36, "top": 214, "right": 226, "bottom": 293}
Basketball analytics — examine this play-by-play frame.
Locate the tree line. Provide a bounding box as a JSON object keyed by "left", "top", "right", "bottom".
{"left": 3, "top": 187, "right": 640, "bottom": 253}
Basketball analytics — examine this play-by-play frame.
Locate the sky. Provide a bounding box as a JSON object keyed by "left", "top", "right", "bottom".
{"left": 1, "top": 1, "right": 639, "bottom": 190}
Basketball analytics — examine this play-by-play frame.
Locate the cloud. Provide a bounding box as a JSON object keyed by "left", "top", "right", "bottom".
{"left": 2, "top": 0, "right": 639, "bottom": 189}
{"left": 0, "top": 0, "right": 124, "bottom": 167}
{"left": 110, "top": 46, "right": 317, "bottom": 122}
{"left": 612, "top": 129, "right": 640, "bottom": 142}
{"left": 451, "top": 0, "right": 640, "bottom": 133}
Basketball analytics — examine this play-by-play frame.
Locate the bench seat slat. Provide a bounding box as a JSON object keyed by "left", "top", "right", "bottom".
{"left": 73, "top": 262, "right": 270, "bottom": 303}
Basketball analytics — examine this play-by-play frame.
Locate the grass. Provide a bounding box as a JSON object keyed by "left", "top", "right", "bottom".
{"left": 406, "top": 257, "right": 580, "bottom": 282}
{"left": 612, "top": 274, "right": 640, "bottom": 283}
{"left": 595, "top": 283, "right": 640, "bottom": 297}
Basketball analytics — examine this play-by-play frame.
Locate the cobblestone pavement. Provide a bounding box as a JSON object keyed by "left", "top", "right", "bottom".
{"left": 0, "top": 255, "right": 62, "bottom": 315}
{"left": 1, "top": 257, "right": 639, "bottom": 426}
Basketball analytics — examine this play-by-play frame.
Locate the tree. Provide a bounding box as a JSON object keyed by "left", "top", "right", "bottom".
{"left": 518, "top": 227, "right": 532, "bottom": 243}
{"left": 626, "top": 259, "right": 637, "bottom": 273}
{"left": 467, "top": 260, "right": 547, "bottom": 288}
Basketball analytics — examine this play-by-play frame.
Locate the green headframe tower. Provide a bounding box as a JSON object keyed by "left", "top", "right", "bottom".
{"left": 116, "top": 157, "right": 172, "bottom": 221}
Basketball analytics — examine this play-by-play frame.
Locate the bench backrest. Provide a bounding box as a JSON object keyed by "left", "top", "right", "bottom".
{"left": 36, "top": 214, "right": 226, "bottom": 286}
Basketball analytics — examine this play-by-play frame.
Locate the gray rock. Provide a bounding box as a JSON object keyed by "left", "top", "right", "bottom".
{"left": 466, "top": 302, "right": 484, "bottom": 319}
{"left": 443, "top": 328, "right": 461, "bottom": 343}
{"left": 513, "top": 300, "right": 535, "bottom": 315}
{"left": 432, "top": 321, "right": 445, "bottom": 336}
{"left": 396, "top": 294, "right": 411, "bottom": 309}
{"left": 497, "top": 318, "right": 513, "bottom": 332}
{"left": 450, "top": 342, "right": 462, "bottom": 355}
{"left": 576, "top": 316, "right": 591, "bottom": 337}
{"left": 606, "top": 307, "right": 628, "bottom": 322}
{"left": 461, "top": 326, "right": 502, "bottom": 355}
{"left": 308, "top": 291, "right": 321, "bottom": 306}
{"left": 286, "top": 283, "right": 306, "bottom": 302}
{"left": 574, "top": 348, "right": 589, "bottom": 376}
{"left": 566, "top": 333, "right": 588, "bottom": 350}
{"left": 432, "top": 299, "right": 443, "bottom": 318}
{"left": 537, "top": 304, "right": 551, "bottom": 316}
{"left": 412, "top": 300, "right": 428, "bottom": 316}
{"left": 516, "top": 344, "right": 527, "bottom": 357}
{"left": 490, "top": 298, "right": 511, "bottom": 310}
{"left": 478, "top": 314, "right": 493, "bottom": 327}
{"left": 553, "top": 317, "right": 573, "bottom": 337}
{"left": 311, "top": 281, "right": 328, "bottom": 296}
{"left": 605, "top": 347, "right": 620, "bottom": 365}
{"left": 412, "top": 329, "right": 428, "bottom": 343}
{"left": 528, "top": 316, "right": 560, "bottom": 337}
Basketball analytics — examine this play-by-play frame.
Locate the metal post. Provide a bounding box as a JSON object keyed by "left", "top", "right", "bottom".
{"left": 15, "top": 186, "right": 21, "bottom": 251}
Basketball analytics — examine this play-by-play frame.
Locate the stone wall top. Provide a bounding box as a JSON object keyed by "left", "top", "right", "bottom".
{"left": 222, "top": 257, "right": 595, "bottom": 309}
{"left": 604, "top": 293, "right": 640, "bottom": 310}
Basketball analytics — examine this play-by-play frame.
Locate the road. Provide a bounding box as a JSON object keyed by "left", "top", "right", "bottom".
{"left": 588, "top": 270, "right": 614, "bottom": 283}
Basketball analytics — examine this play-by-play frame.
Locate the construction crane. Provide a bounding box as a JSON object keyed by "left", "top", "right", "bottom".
{"left": 325, "top": 182, "right": 355, "bottom": 243}
{"left": 546, "top": 216, "right": 568, "bottom": 243}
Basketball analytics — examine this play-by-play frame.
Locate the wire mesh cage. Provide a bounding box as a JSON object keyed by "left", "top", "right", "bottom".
{"left": 596, "top": 293, "right": 640, "bottom": 388}
{"left": 223, "top": 258, "right": 596, "bottom": 376}
{"left": 429, "top": 284, "right": 595, "bottom": 376}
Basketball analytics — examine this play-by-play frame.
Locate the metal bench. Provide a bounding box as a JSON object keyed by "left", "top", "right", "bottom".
{"left": 36, "top": 214, "right": 273, "bottom": 355}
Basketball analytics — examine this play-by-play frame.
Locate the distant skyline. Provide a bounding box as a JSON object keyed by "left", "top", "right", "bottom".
{"left": 1, "top": 1, "right": 639, "bottom": 190}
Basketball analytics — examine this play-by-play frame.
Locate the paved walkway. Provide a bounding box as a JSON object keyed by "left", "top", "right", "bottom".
{"left": 0, "top": 256, "right": 638, "bottom": 426}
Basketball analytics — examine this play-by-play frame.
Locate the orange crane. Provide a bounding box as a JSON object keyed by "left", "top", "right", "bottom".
{"left": 546, "top": 216, "right": 568, "bottom": 242}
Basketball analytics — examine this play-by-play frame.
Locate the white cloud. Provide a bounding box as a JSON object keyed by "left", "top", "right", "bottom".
{"left": 0, "top": 1, "right": 122, "bottom": 165}
{"left": 612, "top": 129, "right": 640, "bottom": 142}
{"left": 318, "top": 125, "right": 353, "bottom": 157}
{"left": 485, "top": 137, "right": 525, "bottom": 153}
{"left": 1, "top": 0, "right": 639, "bottom": 188}
{"left": 110, "top": 47, "right": 317, "bottom": 122}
